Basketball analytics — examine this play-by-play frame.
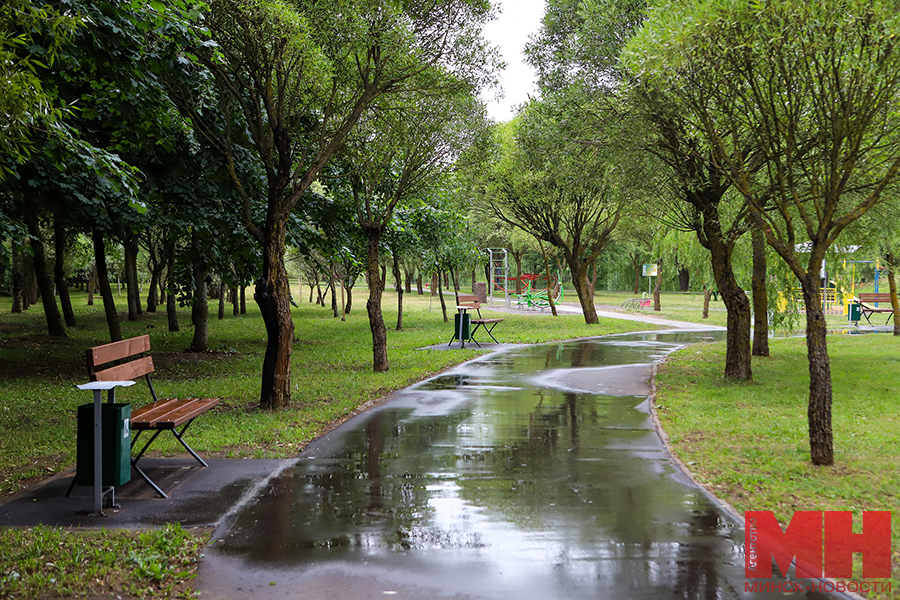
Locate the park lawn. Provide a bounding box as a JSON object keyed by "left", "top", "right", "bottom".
{"left": 0, "top": 287, "right": 649, "bottom": 495}
{"left": 0, "top": 287, "right": 652, "bottom": 599}
{"left": 654, "top": 333, "right": 900, "bottom": 599}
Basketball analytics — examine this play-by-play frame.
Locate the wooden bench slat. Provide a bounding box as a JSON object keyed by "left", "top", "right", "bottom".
{"left": 131, "top": 398, "right": 216, "bottom": 428}
{"left": 91, "top": 356, "right": 155, "bottom": 382}
{"left": 87, "top": 335, "right": 151, "bottom": 368}
{"left": 472, "top": 318, "right": 503, "bottom": 324}
{"left": 156, "top": 398, "right": 220, "bottom": 428}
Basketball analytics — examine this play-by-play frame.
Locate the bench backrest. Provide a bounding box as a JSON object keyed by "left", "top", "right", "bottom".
{"left": 86, "top": 334, "right": 155, "bottom": 382}
{"left": 858, "top": 293, "right": 892, "bottom": 302}
{"left": 456, "top": 294, "right": 481, "bottom": 309}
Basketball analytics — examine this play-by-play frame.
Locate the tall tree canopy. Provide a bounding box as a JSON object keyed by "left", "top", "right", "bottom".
{"left": 625, "top": 0, "right": 900, "bottom": 465}
{"left": 171, "top": 0, "right": 499, "bottom": 409}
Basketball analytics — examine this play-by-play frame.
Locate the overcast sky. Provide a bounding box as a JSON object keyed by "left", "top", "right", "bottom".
{"left": 480, "top": 0, "right": 547, "bottom": 122}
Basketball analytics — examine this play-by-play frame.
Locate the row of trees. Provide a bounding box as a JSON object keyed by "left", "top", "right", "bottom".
{"left": 475, "top": 0, "right": 900, "bottom": 466}
{"left": 0, "top": 0, "right": 499, "bottom": 409}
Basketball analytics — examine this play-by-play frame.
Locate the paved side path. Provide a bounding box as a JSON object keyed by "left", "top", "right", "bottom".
{"left": 488, "top": 300, "right": 726, "bottom": 331}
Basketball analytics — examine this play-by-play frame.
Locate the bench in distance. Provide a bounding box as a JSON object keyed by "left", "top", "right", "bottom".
{"left": 856, "top": 293, "right": 897, "bottom": 325}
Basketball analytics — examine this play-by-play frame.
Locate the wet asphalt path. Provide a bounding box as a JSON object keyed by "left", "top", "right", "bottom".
{"left": 198, "top": 330, "right": 835, "bottom": 600}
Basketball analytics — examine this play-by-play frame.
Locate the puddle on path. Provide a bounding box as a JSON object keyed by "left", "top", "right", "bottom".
{"left": 201, "top": 331, "right": 834, "bottom": 600}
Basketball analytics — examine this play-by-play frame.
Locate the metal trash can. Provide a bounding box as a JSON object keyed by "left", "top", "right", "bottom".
{"left": 75, "top": 403, "right": 132, "bottom": 486}
{"left": 848, "top": 301, "right": 862, "bottom": 324}
{"left": 454, "top": 312, "right": 471, "bottom": 341}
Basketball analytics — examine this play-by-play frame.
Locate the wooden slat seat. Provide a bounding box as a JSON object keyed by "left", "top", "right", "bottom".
{"left": 132, "top": 397, "right": 220, "bottom": 429}
{"left": 73, "top": 335, "right": 219, "bottom": 498}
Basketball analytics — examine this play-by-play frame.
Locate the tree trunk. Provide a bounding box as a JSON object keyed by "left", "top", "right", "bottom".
{"left": 190, "top": 232, "right": 209, "bottom": 352}
{"left": 514, "top": 251, "right": 523, "bottom": 294}
{"left": 232, "top": 284, "right": 239, "bottom": 316}
{"left": 431, "top": 272, "right": 438, "bottom": 297}
{"left": 449, "top": 265, "right": 460, "bottom": 305}
{"left": 709, "top": 238, "right": 752, "bottom": 381}
{"left": 751, "top": 226, "right": 769, "bottom": 356}
{"left": 539, "top": 240, "right": 558, "bottom": 317}
{"left": 365, "top": 228, "right": 389, "bottom": 371}
{"left": 416, "top": 272, "right": 423, "bottom": 295}
{"left": 800, "top": 273, "right": 833, "bottom": 466}
{"left": 53, "top": 217, "right": 76, "bottom": 327}
{"left": 590, "top": 260, "right": 597, "bottom": 299}
{"left": 93, "top": 228, "right": 122, "bottom": 342}
{"left": 146, "top": 240, "right": 162, "bottom": 313}
{"left": 255, "top": 219, "right": 294, "bottom": 410}
{"left": 564, "top": 252, "right": 597, "bottom": 324}
{"left": 11, "top": 243, "right": 22, "bottom": 313}
{"left": 887, "top": 254, "right": 900, "bottom": 336}
{"left": 87, "top": 264, "right": 96, "bottom": 306}
{"left": 678, "top": 267, "right": 689, "bottom": 291}
{"left": 165, "top": 237, "right": 179, "bottom": 332}
{"left": 23, "top": 239, "right": 37, "bottom": 308}
{"left": 330, "top": 275, "right": 339, "bottom": 318}
{"left": 344, "top": 281, "right": 353, "bottom": 315}
{"left": 123, "top": 232, "right": 141, "bottom": 321}
{"left": 703, "top": 288, "right": 711, "bottom": 319}
{"left": 699, "top": 194, "right": 752, "bottom": 381}
{"left": 437, "top": 270, "right": 448, "bottom": 322}
{"left": 218, "top": 279, "right": 226, "bottom": 319}
{"left": 26, "top": 212, "right": 65, "bottom": 336}
{"left": 653, "top": 260, "right": 662, "bottom": 311}
{"left": 405, "top": 267, "right": 414, "bottom": 294}
{"left": 392, "top": 250, "right": 403, "bottom": 331}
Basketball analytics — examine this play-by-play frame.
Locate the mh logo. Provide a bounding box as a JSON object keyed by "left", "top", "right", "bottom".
{"left": 745, "top": 511, "right": 892, "bottom": 579}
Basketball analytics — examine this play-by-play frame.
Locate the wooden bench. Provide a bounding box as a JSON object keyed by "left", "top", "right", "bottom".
{"left": 857, "top": 293, "right": 897, "bottom": 325}
{"left": 452, "top": 294, "right": 504, "bottom": 346}
{"left": 83, "top": 335, "right": 219, "bottom": 498}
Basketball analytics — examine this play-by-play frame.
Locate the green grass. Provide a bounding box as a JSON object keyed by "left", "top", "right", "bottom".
{"left": 0, "top": 523, "right": 205, "bottom": 599}
{"left": 655, "top": 334, "right": 900, "bottom": 598}
{"left": 0, "top": 285, "right": 651, "bottom": 599}
{"left": 0, "top": 287, "right": 648, "bottom": 494}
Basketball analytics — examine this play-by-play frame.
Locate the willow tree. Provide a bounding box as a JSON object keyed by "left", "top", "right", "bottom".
{"left": 173, "top": 0, "right": 497, "bottom": 408}
{"left": 627, "top": 0, "right": 900, "bottom": 465}
{"left": 484, "top": 100, "right": 644, "bottom": 324}
{"left": 340, "top": 89, "right": 489, "bottom": 372}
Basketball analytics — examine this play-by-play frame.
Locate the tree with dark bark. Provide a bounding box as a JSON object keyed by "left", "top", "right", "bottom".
{"left": 626, "top": 0, "right": 900, "bottom": 465}
{"left": 338, "top": 85, "right": 488, "bottom": 372}
{"left": 483, "top": 102, "right": 636, "bottom": 324}
{"left": 172, "top": 0, "right": 498, "bottom": 408}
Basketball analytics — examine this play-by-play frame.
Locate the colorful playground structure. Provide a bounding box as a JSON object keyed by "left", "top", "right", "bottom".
{"left": 486, "top": 249, "right": 563, "bottom": 310}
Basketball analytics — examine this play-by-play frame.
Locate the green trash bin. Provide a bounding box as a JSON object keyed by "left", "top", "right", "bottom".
{"left": 849, "top": 301, "right": 862, "bottom": 324}
{"left": 453, "top": 312, "right": 471, "bottom": 341}
{"left": 76, "top": 403, "right": 132, "bottom": 487}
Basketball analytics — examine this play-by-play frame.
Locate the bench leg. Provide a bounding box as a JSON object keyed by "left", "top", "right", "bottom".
{"left": 483, "top": 323, "right": 501, "bottom": 344}
{"left": 171, "top": 419, "right": 209, "bottom": 467}
{"left": 131, "top": 430, "right": 168, "bottom": 498}
{"left": 467, "top": 323, "right": 484, "bottom": 347}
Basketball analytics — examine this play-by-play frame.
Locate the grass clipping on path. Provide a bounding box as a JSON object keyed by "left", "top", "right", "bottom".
{"left": 654, "top": 334, "right": 900, "bottom": 598}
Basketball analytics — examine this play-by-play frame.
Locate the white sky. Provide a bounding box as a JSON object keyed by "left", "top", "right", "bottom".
{"left": 481, "top": 0, "right": 547, "bottom": 122}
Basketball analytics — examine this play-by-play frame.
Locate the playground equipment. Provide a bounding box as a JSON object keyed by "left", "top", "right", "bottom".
{"left": 621, "top": 294, "right": 652, "bottom": 310}
{"left": 514, "top": 271, "right": 564, "bottom": 309}
{"left": 486, "top": 248, "right": 510, "bottom": 308}
{"left": 485, "top": 248, "right": 563, "bottom": 310}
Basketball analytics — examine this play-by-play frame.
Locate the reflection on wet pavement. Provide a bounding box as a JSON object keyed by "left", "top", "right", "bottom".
{"left": 200, "top": 331, "right": 834, "bottom": 600}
